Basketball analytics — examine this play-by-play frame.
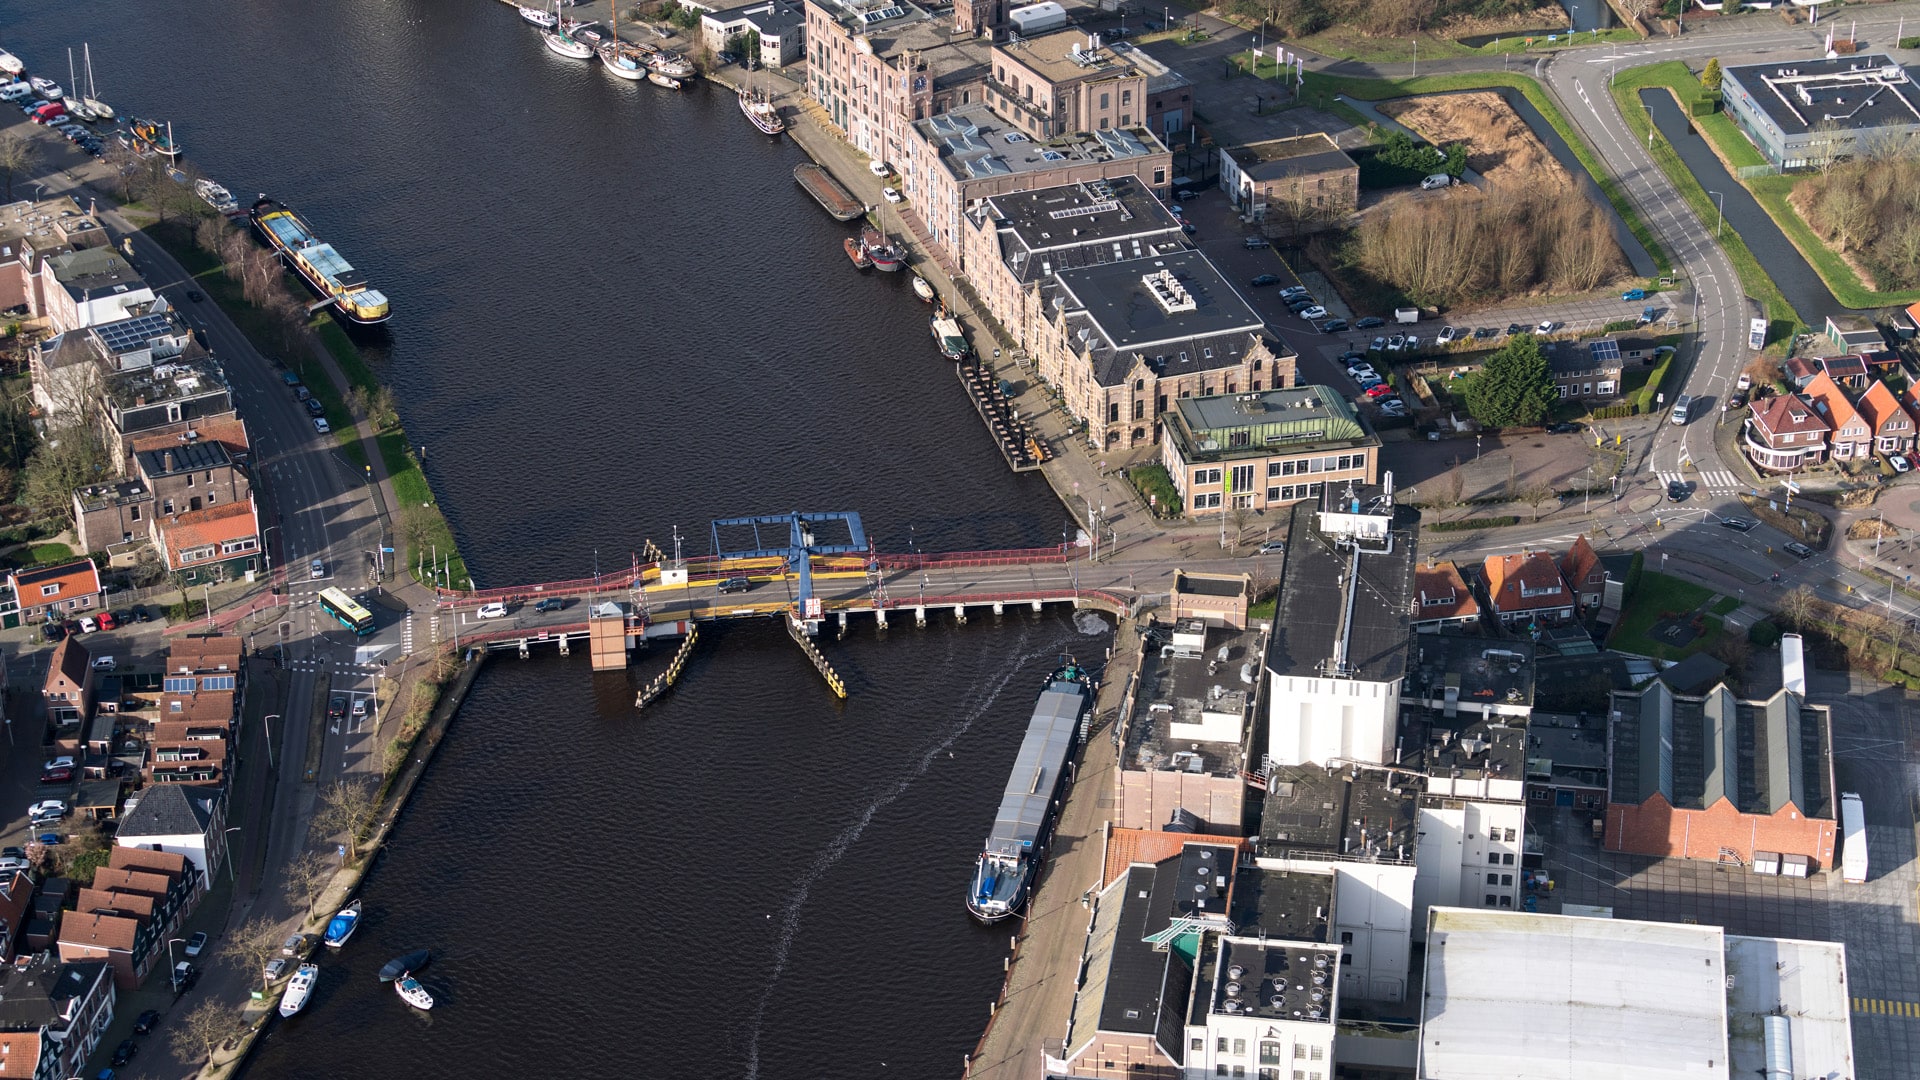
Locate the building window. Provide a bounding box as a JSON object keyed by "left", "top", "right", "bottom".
{"left": 1488, "top": 853, "right": 1501, "bottom": 864}
{"left": 1100, "top": 92, "right": 1110, "bottom": 109}
{"left": 1193, "top": 1039, "right": 1205, "bottom": 1053}
{"left": 1486, "top": 894, "right": 1498, "bottom": 905}
{"left": 1310, "top": 1048, "right": 1323, "bottom": 1061}
{"left": 38, "top": 584, "right": 57, "bottom": 598}
{"left": 1154, "top": 167, "right": 1166, "bottom": 185}
{"left": 1501, "top": 874, "right": 1513, "bottom": 886}
{"left": 1503, "top": 853, "right": 1515, "bottom": 864}
{"left": 1487, "top": 872, "right": 1500, "bottom": 884}
{"left": 1260, "top": 1043, "right": 1281, "bottom": 1065}
{"left": 1500, "top": 894, "right": 1514, "bottom": 907}
{"left": 1218, "top": 1038, "right": 1229, "bottom": 1053}
{"left": 1234, "top": 1040, "right": 1246, "bottom": 1055}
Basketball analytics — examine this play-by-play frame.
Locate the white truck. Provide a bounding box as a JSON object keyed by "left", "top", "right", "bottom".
{"left": 1394, "top": 307, "right": 1420, "bottom": 324}
{"left": 1840, "top": 791, "right": 1867, "bottom": 883}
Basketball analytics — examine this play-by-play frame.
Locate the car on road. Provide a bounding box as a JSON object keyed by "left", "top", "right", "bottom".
{"left": 111, "top": 1040, "right": 137, "bottom": 1067}
{"left": 1249, "top": 274, "right": 1280, "bottom": 287}
{"left": 1720, "top": 518, "right": 1757, "bottom": 532}
{"left": 185, "top": 289, "right": 204, "bottom": 302}
{"left": 534, "top": 597, "right": 566, "bottom": 613}
{"left": 351, "top": 698, "right": 368, "bottom": 718}
{"left": 1365, "top": 383, "right": 1396, "bottom": 398}
{"left": 475, "top": 602, "right": 508, "bottom": 619}
{"left": 327, "top": 696, "right": 347, "bottom": 720}
{"left": 281, "top": 933, "right": 305, "bottom": 957}
{"left": 717, "top": 577, "right": 753, "bottom": 594}
{"left": 1544, "top": 422, "right": 1581, "bottom": 434}
{"left": 27, "top": 800, "right": 66, "bottom": 822}
{"left": 132, "top": 1010, "right": 160, "bottom": 1035}
{"left": 1354, "top": 316, "right": 1386, "bottom": 329}
{"left": 310, "top": 559, "right": 326, "bottom": 579}
{"left": 305, "top": 397, "right": 325, "bottom": 416}
{"left": 1368, "top": 336, "right": 1387, "bottom": 351}
{"left": 312, "top": 417, "right": 330, "bottom": 434}
{"left": 1667, "top": 480, "right": 1689, "bottom": 502}
{"left": 1893, "top": 453, "right": 1913, "bottom": 474}
{"left": 184, "top": 932, "right": 208, "bottom": 958}
{"left": 881, "top": 186, "right": 903, "bottom": 204}
{"left": 171, "top": 962, "right": 197, "bottom": 992}
{"left": 1622, "top": 288, "right": 1646, "bottom": 301}
{"left": 1317, "top": 318, "right": 1347, "bottom": 333}
{"left": 1436, "top": 326, "right": 1458, "bottom": 344}
{"left": 281, "top": 371, "right": 300, "bottom": 387}
{"left": 1256, "top": 540, "right": 1287, "bottom": 555}
{"left": 1784, "top": 541, "right": 1815, "bottom": 559}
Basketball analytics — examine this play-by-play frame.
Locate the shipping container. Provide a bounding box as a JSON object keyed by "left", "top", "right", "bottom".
{"left": 1841, "top": 792, "right": 1867, "bottom": 883}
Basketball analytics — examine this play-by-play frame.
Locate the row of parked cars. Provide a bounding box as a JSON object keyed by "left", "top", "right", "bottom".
{"left": 0, "top": 83, "right": 105, "bottom": 158}
{"left": 42, "top": 606, "right": 154, "bottom": 643}
{"left": 1337, "top": 350, "right": 1407, "bottom": 417}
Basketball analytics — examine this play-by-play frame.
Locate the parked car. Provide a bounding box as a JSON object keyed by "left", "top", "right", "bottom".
{"left": 90, "top": 656, "right": 115, "bottom": 671}
{"left": 1436, "top": 325, "right": 1458, "bottom": 344}
{"left": 1286, "top": 298, "right": 1316, "bottom": 313}
{"left": 1278, "top": 286, "right": 1310, "bottom": 300}
{"left": 1317, "top": 318, "right": 1347, "bottom": 333}
{"left": 1354, "top": 316, "right": 1386, "bottom": 329}
{"left": 131, "top": 605, "right": 150, "bottom": 622}
{"left": 1386, "top": 334, "right": 1406, "bottom": 351}
{"left": 1622, "top": 287, "right": 1647, "bottom": 301}
{"left": 475, "top": 602, "right": 508, "bottom": 619}
{"left": 111, "top": 1040, "right": 137, "bottom": 1067}
{"left": 1249, "top": 274, "right": 1280, "bottom": 287}
{"left": 1176, "top": 188, "right": 1196, "bottom": 200}
{"left": 881, "top": 186, "right": 903, "bottom": 204}
{"left": 1720, "top": 518, "right": 1757, "bottom": 532}
{"left": 1378, "top": 400, "right": 1409, "bottom": 417}
{"left": 184, "top": 932, "right": 208, "bottom": 958}
{"left": 534, "top": 597, "right": 566, "bottom": 613}
{"left": 305, "top": 397, "right": 325, "bottom": 416}
{"left": 281, "top": 371, "right": 301, "bottom": 387}
{"left": 39, "top": 621, "right": 64, "bottom": 642}
{"left": 1255, "top": 540, "right": 1286, "bottom": 555}
{"left": 1403, "top": 335, "right": 1421, "bottom": 351}
{"left": 281, "top": 933, "right": 305, "bottom": 957}
{"left": 1735, "top": 373, "right": 1753, "bottom": 391}
{"left": 312, "top": 417, "right": 330, "bottom": 434}
{"left": 1784, "top": 541, "right": 1815, "bottom": 559}
{"left": 1535, "top": 320, "right": 1556, "bottom": 334}
{"left": 264, "top": 958, "right": 289, "bottom": 982}
{"left": 1506, "top": 323, "right": 1523, "bottom": 336}
{"left": 171, "top": 962, "right": 197, "bottom": 992}
{"left": 1365, "top": 383, "right": 1396, "bottom": 398}
{"left": 1474, "top": 326, "right": 1498, "bottom": 340}
{"left": 717, "top": 577, "right": 753, "bottom": 594}
{"left": 27, "top": 800, "right": 67, "bottom": 822}
{"left": 1893, "top": 454, "right": 1913, "bottom": 474}
{"left": 1339, "top": 351, "right": 1367, "bottom": 363}
{"left": 1368, "top": 336, "right": 1387, "bottom": 352}
{"left": 132, "top": 1010, "right": 160, "bottom": 1035}
{"left": 38, "top": 767, "right": 70, "bottom": 785}
{"left": 97, "top": 611, "right": 117, "bottom": 631}
{"left": 76, "top": 616, "right": 98, "bottom": 634}
{"left": 1544, "top": 422, "right": 1581, "bottom": 434}
{"left": 1348, "top": 365, "right": 1379, "bottom": 382}
{"left": 868, "top": 159, "right": 891, "bottom": 177}
{"left": 1242, "top": 236, "right": 1268, "bottom": 249}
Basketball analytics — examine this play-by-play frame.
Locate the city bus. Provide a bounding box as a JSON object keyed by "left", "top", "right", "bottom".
{"left": 317, "top": 587, "right": 375, "bottom": 636}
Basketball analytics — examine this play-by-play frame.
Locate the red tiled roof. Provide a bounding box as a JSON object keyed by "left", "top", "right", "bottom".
{"left": 167, "top": 635, "right": 243, "bottom": 672}
{"left": 1802, "top": 372, "right": 1865, "bottom": 437}
{"left": 107, "top": 846, "right": 189, "bottom": 878}
{"left": 1560, "top": 536, "right": 1602, "bottom": 590}
{"left": 156, "top": 500, "right": 258, "bottom": 568}
{"left": 1751, "top": 393, "right": 1831, "bottom": 438}
{"left": 43, "top": 637, "right": 91, "bottom": 696}
{"left": 89, "top": 867, "right": 172, "bottom": 898}
{"left": 56, "top": 911, "right": 137, "bottom": 953}
{"left": 1482, "top": 551, "right": 1571, "bottom": 613}
{"left": 9, "top": 559, "right": 101, "bottom": 609}
{"left": 1857, "top": 380, "right": 1912, "bottom": 437}
{"left": 128, "top": 417, "right": 250, "bottom": 459}
{"left": 0, "top": 1033, "right": 42, "bottom": 1079}
{"left": 1101, "top": 827, "right": 1251, "bottom": 887}
{"left": 1413, "top": 561, "right": 1478, "bottom": 622}
{"left": 74, "top": 887, "right": 156, "bottom": 922}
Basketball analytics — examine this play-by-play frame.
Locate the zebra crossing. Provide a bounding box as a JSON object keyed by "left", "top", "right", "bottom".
{"left": 1853, "top": 997, "right": 1920, "bottom": 1018}
{"left": 1657, "top": 469, "right": 1741, "bottom": 495}
{"left": 401, "top": 612, "right": 414, "bottom": 656}
{"left": 287, "top": 659, "right": 386, "bottom": 675}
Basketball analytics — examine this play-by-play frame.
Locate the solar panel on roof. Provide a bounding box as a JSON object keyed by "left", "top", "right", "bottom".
{"left": 93, "top": 313, "right": 177, "bottom": 354}
{"left": 1589, "top": 339, "right": 1622, "bottom": 362}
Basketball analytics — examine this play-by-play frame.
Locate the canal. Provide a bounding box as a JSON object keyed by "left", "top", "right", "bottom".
{"left": 0, "top": 0, "right": 1091, "bottom": 1075}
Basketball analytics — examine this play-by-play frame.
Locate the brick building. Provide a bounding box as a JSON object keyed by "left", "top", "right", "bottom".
{"left": 1480, "top": 550, "right": 1573, "bottom": 628}
{"left": 40, "top": 637, "right": 94, "bottom": 726}
{"left": 1856, "top": 378, "right": 1915, "bottom": 455}
{"left": 1217, "top": 133, "right": 1358, "bottom": 230}
{"left": 1411, "top": 561, "right": 1479, "bottom": 631}
{"left": 1744, "top": 392, "right": 1831, "bottom": 472}
{"left": 1160, "top": 385, "right": 1376, "bottom": 514}
{"left": 9, "top": 560, "right": 101, "bottom": 627}
{"left": 1802, "top": 371, "right": 1870, "bottom": 461}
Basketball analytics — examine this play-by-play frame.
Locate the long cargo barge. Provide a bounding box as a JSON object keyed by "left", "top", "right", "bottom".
{"left": 966, "top": 660, "right": 1091, "bottom": 923}
{"left": 794, "top": 163, "right": 864, "bottom": 221}
{"left": 249, "top": 197, "right": 391, "bottom": 326}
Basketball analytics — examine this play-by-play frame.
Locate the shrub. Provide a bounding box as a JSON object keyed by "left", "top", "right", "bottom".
{"left": 1624, "top": 550, "right": 1645, "bottom": 602}
{"left": 1428, "top": 515, "right": 1520, "bottom": 531}
{"left": 1902, "top": 36, "right": 1920, "bottom": 49}
{"left": 1748, "top": 619, "right": 1782, "bottom": 647}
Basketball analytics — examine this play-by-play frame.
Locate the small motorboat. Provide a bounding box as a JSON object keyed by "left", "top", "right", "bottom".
{"left": 0, "top": 51, "right": 22, "bottom": 77}
{"left": 279, "top": 963, "right": 318, "bottom": 1017}
{"left": 844, "top": 237, "right": 872, "bottom": 270}
{"left": 195, "top": 178, "right": 240, "bottom": 216}
{"left": 378, "top": 950, "right": 432, "bottom": 983}
{"left": 647, "top": 72, "right": 682, "bottom": 89}
{"left": 28, "top": 77, "right": 61, "bottom": 100}
{"left": 395, "top": 973, "right": 434, "bottom": 1010}
{"left": 911, "top": 273, "right": 935, "bottom": 302}
{"left": 322, "top": 900, "right": 362, "bottom": 948}
{"left": 517, "top": 5, "right": 558, "bottom": 27}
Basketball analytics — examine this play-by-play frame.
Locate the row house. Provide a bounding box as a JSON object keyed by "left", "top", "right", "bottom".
{"left": 1744, "top": 392, "right": 1832, "bottom": 472}
{"left": 1411, "top": 560, "right": 1479, "bottom": 631}
{"left": 1755, "top": 367, "right": 1920, "bottom": 469}
{"left": 9, "top": 561, "right": 101, "bottom": 627}
{"left": 40, "top": 638, "right": 94, "bottom": 727}
{"left": 57, "top": 846, "right": 197, "bottom": 989}
{"left": 143, "top": 635, "right": 242, "bottom": 788}
{"left": 1802, "top": 371, "right": 1870, "bottom": 460}
{"left": 0, "top": 954, "right": 115, "bottom": 1080}
{"left": 154, "top": 499, "right": 263, "bottom": 585}
{"left": 1560, "top": 535, "right": 1605, "bottom": 610}
{"left": 1481, "top": 550, "right": 1574, "bottom": 628}
{"left": 115, "top": 785, "right": 228, "bottom": 889}
{"left": 75, "top": 437, "right": 253, "bottom": 556}
{"left": 1859, "top": 379, "right": 1915, "bottom": 455}
{"left": 1159, "top": 385, "right": 1378, "bottom": 515}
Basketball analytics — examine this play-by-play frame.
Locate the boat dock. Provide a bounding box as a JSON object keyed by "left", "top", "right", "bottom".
{"left": 794, "top": 163, "right": 865, "bottom": 221}
{"left": 957, "top": 364, "right": 1049, "bottom": 472}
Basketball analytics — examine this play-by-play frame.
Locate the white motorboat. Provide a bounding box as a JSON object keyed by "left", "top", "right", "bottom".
{"left": 80, "top": 44, "right": 112, "bottom": 118}
{"left": 279, "top": 963, "right": 318, "bottom": 1018}
{"left": 195, "top": 178, "right": 240, "bottom": 216}
{"left": 0, "top": 51, "right": 22, "bottom": 77}
{"left": 517, "top": 4, "right": 558, "bottom": 27}
{"left": 28, "top": 77, "right": 61, "bottom": 100}
{"left": 647, "top": 72, "right": 682, "bottom": 89}
{"left": 395, "top": 972, "right": 434, "bottom": 1010}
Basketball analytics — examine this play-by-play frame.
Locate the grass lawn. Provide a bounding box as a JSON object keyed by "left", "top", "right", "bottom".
{"left": 1215, "top": 18, "right": 1635, "bottom": 63}
{"left": 26, "top": 542, "right": 72, "bottom": 565}
{"left": 1709, "top": 595, "right": 1741, "bottom": 616}
{"left": 1609, "top": 570, "right": 1722, "bottom": 659}
{"left": 1295, "top": 70, "right": 1671, "bottom": 276}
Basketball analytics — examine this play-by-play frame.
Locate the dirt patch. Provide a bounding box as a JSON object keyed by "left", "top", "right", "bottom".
{"left": 1378, "top": 92, "right": 1576, "bottom": 196}
{"left": 1443, "top": 4, "right": 1569, "bottom": 38}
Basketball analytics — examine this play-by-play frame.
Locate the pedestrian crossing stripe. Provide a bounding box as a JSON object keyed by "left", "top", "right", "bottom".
{"left": 1853, "top": 997, "right": 1920, "bottom": 1016}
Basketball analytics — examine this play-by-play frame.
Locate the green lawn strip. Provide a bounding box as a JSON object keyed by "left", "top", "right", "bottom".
{"left": 1609, "top": 570, "right": 1720, "bottom": 658}
{"left": 377, "top": 430, "right": 470, "bottom": 590}
{"left": 1709, "top": 594, "right": 1741, "bottom": 616}
{"left": 1608, "top": 77, "right": 1799, "bottom": 329}
{"left": 1299, "top": 70, "right": 1671, "bottom": 276}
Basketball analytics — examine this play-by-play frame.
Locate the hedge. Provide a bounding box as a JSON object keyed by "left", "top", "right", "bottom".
{"left": 1630, "top": 349, "right": 1677, "bottom": 414}
{"left": 1748, "top": 619, "right": 1782, "bottom": 647}
{"left": 1428, "top": 515, "right": 1521, "bottom": 531}
{"left": 1624, "top": 551, "right": 1646, "bottom": 603}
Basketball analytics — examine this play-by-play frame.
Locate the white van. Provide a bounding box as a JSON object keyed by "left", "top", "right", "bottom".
{"left": 1670, "top": 394, "right": 1694, "bottom": 425}
{"left": 1420, "top": 173, "right": 1452, "bottom": 190}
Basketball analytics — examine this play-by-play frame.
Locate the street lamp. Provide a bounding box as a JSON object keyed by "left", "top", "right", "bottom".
{"left": 1707, "top": 190, "right": 1725, "bottom": 238}
{"left": 260, "top": 525, "right": 278, "bottom": 598}
{"left": 262, "top": 714, "right": 279, "bottom": 768}
{"left": 201, "top": 583, "right": 213, "bottom": 630}
{"left": 223, "top": 827, "right": 240, "bottom": 884}
{"left": 167, "top": 938, "right": 187, "bottom": 989}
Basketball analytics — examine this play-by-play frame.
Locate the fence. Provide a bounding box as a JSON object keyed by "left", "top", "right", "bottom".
{"left": 1736, "top": 163, "right": 1778, "bottom": 180}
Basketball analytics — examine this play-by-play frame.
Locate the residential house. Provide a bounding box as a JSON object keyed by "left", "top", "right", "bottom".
{"left": 1411, "top": 560, "right": 1479, "bottom": 631}
{"left": 75, "top": 437, "right": 253, "bottom": 558}
{"left": 1856, "top": 379, "right": 1915, "bottom": 455}
{"left": 1560, "top": 535, "right": 1605, "bottom": 610}
{"left": 698, "top": 0, "right": 805, "bottom": 69}
{"left": 1218, "top": 133, "right": 1359, "bottom": 229}
{"left": 1159, "top": 386, "right": 1377, "bottom": 514}
{"left": 1744, "top": 392, "right": 1831, "bottom": 472}
{"left": 53, "top": 913, "right": 143, "bottom": 991}
{"left": 98, "top": 360, "right": 238, "bottom": 476}
{"left": 0, "top": 873, "right": 34, "bottom": 965}
{"left": 0, "top": 955, "right": 115, "bottom": 1080}
{"left": 31, "top": 311, "right": 200, "bottom": 427}
{"left": 1549, "top": 339, "right": 1626, "bottom": 401}
{"left": 113, "top": 784, "right": 226, "bottom": 887}
{"left": 1481, "top": 550, "right": 1574, "bottom": 628}
{"left": 152, "top": 499, "right": 262, "bottom": 584}
{"left": 1818, "top": 354, "right": 1868, "bottom": 391}
{"left": 1783, "top": 354, "right": 1820, "bottom": 389}
{"left": 39, "top": 638, "right": 92, "bottom": 727}
{"left": 8, "top": 561, "right": 100, "bottom": 627}
{"left": 1802, "top": 372, "right": 1870, "bottom": 461}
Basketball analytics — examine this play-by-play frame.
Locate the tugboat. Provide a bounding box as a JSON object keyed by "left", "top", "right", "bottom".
{"left": 128, "top": 118, "right": 180, "bottom": 159}
{"left": 843, "top": 236, "right": 872, "bottom": 270}
{"left": 861, "top": 226, "right": 902, "bottom": 272}
{"left": 964, "top": 661, "right": 1092, "bottom": 923}
{"left": 250, "top": 198, "right": 391, "bottom": 325}
{"left": 321, "top": 899, "right": 362, "bottom": 948}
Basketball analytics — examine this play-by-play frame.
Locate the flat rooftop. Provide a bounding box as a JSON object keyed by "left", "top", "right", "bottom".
{"left": 1260, "top": 764, "right": 1417, "bottom": 863}
{"left": 103, "top": 358, "right": 229, "bottom": 411}
{"left": 1208, "top": 937, "right": 1340, "bottom": 1025}
{"left": 1268, "top": 495, "right": 1417, "bottom": 684}
{"left": 1121, "top": 619, "right": 1262, "bottom": 779}
{"left": 1421, "top": 908, "right": 1730, "bottom": 1079}
{"left": 1003, "top": 28, "right": 1145, "bottom": 83}
{"left": 1726, "top": 55, "right": 1920, "bottom": 136}
{"left": 1228, "top": 864, "right": 1333, "bottom": 942}
{"left": 918, "top": 102, "right": 1167, "bottom": 185}
{"left": 1226, "top": 133, "right": 1356, "bottom": 180}
{"left": 1724, "top": 935, "right": 1855, "bottom": 1080}
{"left": 1405, "top": 635, "right": 1535, "bottom": 713}
{"left": 1525, "top": 712, "right": 1608, "bottom": 782}
{"left": 1419, "top": 717, "right": 1526, "bottom": 786}
{"left": 983, "top": 175, "right": 1183, "bottom": 270}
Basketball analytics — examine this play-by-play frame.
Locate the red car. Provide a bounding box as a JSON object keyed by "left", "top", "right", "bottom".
{"left": 38, "top": 767, "right": 71, "bottom": 785}
{"left": 97, "top": 611, "right": 117, "bottom": 631}
{"left": 1365, "top": 384, "right": 1396, "bottom": 398}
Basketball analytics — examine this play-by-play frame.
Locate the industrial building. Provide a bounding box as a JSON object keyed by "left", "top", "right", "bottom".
{"left": 1721, "top": 55, "right": 1920, "bottom": 169}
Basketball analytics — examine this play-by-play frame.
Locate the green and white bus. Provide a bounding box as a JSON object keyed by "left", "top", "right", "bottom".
{"left": 318, "top": 587, "right": 375, "bottom": 636}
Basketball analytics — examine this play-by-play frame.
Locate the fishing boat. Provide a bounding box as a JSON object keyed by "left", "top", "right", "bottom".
{"left": 517, "top": 4, "right": 558, "bottom": 27}
{"left": 931, "top": 314, "right": 971, "bottom": 361}
{"left": 28, "top": 77, "right": 61, "bottom": 100}
{"left": 321, "top": 899, "right": 363, "bottom": 948}
{"left": 278, "top": 963, "right": 318, "bottom": 1018}
{"left": 378, "top": 950, "right": 431, "bottom": 983}
{"left": 250, "top": 198, "right": 391, "bottom": 325}
{"left": 739, "top": 85, "right": 784, "bottom": 135}
{"left": 647, "top": 72, "right": 683, "bottom": 89}
{"left": 62, "top": 50, "right": 95, "bottom": 122}
{"left": 843, "top": 236, "right": 872, "bottom": 270}
{"left": 395, "top": 973, "right": 434, "bottom": 1010}
{"left": 195, "top": 178, "right": 241, "bottom": 216}
{"left": 128, "top": 118, "right": 181, "bottom": 159}
{"left": 0, "top": 51, "right": 21, "bottom": 77}
{"left": 965, "top": 661, "right": 1092, "bottom": 923}
{"left": 861, "top": 226, "right": 903, "bottom": 272}
{"left": 80, "top": 44, "right": 111, "bottom": 118}
{"left": 911, "top": 273, "right": 935, "bottom": 302}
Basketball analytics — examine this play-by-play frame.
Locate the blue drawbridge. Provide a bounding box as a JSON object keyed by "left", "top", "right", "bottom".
{"left": 709, "top": 511, "right": 867, "bottom": 616}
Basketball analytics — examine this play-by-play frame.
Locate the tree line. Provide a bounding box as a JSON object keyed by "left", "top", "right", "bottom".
{"left": 1793, "top": 136, "right": 1920, "bottom": 292}
{"left": 1220, "top": 0, "right": 1539, "bottom": 39}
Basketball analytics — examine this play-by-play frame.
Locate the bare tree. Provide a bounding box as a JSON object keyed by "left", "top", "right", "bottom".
{"left": 1777, "top": 585, "right": 1817, "bottom": 631}
{"left": 310, "top": 779, "right": 380, "bottom": 861}
{"left": 1519, "top": 482, "right": 1558, "bottom": 523}
{"left": 1439, "top": 461, "right": 1466, "bottom": 510}
{"left": 221, "top": 917, "right": 285, "bottom": 993}
{"left": 281, "top": 850, "right": 332, "bottom": 917}
{"left": 170, "top": 1000, "right": 249, "bottom": 1065}
{"left": 0, "top": 133, "right": 41, "bottom": 203}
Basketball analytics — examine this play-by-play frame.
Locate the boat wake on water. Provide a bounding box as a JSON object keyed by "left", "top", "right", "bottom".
{"left": 740, "top": 628, "right": 1094, "bottom": 1079}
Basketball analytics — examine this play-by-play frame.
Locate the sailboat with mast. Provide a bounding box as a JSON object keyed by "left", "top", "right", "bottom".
{"left": 738, "top": 66, "right": 785, "bottom": 136}
{"left": 62, "top": 51, "right": 96, "bottom": 122}
{"left": 595, "top": 0, "right": 650, "bottom": 80}
{"left": 542, "top": 1, "right": 594, "bottom": 59}
{"left": 80, "top": 45, "right": 112, "bottom": 119}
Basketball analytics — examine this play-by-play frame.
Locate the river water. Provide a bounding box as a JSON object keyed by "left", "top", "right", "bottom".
{"left": 0, "top": 1, "right": 1089, "bottom": 1075}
